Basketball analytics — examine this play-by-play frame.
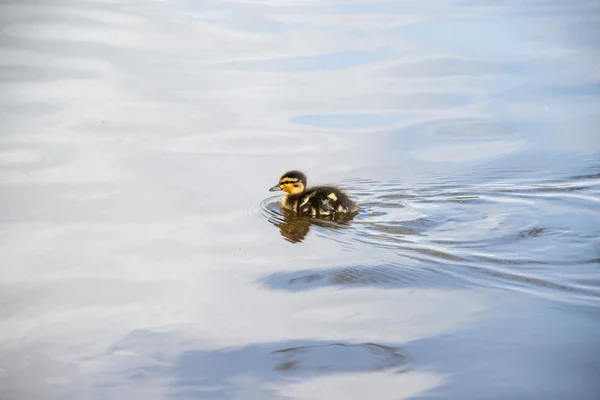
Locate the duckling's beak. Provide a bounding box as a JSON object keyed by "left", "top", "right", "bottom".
{"left": 269, "top": 184, "right": 283, "bottom": 192}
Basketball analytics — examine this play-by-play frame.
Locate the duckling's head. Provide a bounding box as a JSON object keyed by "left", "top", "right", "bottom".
{"left": 269, "top": 170, "right": 307, "bottom": 195}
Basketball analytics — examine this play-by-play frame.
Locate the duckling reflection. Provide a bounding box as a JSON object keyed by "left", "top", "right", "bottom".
{"left": 271, "top": 206, "right": 356, "bottom": 243}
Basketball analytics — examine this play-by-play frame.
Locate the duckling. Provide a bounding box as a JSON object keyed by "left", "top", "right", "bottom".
{"left": 269, "top": 170, "right": 359, "bottom": 217}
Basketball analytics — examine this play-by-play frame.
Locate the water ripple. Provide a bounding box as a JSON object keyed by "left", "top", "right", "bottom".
{"left": 258, "top": 174, "right": 600, "bottom": 305}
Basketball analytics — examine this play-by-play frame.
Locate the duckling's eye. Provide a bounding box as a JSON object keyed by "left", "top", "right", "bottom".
{"left": 293, "top": 184, "right": 299, "bottom": 187}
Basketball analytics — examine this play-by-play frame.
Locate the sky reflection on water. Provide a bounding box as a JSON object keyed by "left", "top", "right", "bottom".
{"left": 1, "top": 0, "right": 599, "bottom": 399}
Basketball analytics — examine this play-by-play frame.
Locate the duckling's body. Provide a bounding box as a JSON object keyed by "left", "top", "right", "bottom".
{"left": 269, "top": 170, "right": 359, "bottom": 217}
{"left": 282, "top": 185, "right": 358, "bottom": 216}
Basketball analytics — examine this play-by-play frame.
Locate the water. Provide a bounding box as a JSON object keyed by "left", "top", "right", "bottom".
{"left": 1, "top": 0, "right": 599, "bottom": 399}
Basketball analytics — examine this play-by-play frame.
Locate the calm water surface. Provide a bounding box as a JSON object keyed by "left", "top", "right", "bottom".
{"left": 1, "top": 0, "right": 600, "bottom": 399}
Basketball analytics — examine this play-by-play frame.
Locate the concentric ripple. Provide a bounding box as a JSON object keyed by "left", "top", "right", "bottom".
{"left": 258, "top": 175, "right": 600, "bottom": 305}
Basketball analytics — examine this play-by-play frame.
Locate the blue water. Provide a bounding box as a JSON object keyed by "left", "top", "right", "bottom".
{"left": 1, "top": 0, "right": 599, "bottom": 399}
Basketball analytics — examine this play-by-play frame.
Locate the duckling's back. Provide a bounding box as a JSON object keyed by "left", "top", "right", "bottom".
{"left": 288, "top": 186, "right": 359, "bottom": 217}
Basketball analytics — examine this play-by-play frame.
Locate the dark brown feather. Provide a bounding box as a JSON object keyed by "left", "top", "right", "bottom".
{"left": 284, "top": 185, "right": 359, "bottom": 217}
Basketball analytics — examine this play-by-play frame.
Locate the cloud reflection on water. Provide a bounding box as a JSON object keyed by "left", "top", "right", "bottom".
{"left": 1, "top": 0, "right": 599, "bottom": 399}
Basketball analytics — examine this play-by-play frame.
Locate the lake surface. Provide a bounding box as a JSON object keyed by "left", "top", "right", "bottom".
{"left": 1, "top": 0, "right": 599, "bottom": 399}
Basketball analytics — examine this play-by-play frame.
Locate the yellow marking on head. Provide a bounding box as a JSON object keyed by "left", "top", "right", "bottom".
{"left": 300, "top": 191, "right": 317, "bottom": 207}
{"left": 327, "top": 193, "right": 338, "bottom": 201}
{"left": 280, "top": 181, "right": 304, "bottom": 195}
{"left": 280, "top": 178, "right": 299, "bottom": 185}
{"left": 310, "top": 207, "right": 317, "bottom": 216}
{"left": 337, "top": 205, "right": 346, "bottom": 212}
